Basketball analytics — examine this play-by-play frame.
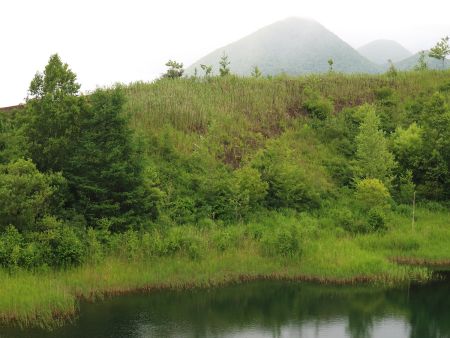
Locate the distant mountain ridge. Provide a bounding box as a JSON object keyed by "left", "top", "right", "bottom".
{"left": 393, "top": 51, "right": 450, "bottom": 71}
{"left": 186, "top": 17, "right": 381, "bottom": 76}
{"left": 357, "top": 39, "right": 412, "bottom": 65}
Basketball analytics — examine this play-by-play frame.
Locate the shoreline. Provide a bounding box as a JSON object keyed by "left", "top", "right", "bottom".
{"left": 0, "top": 254, "right": 442, "bottom": 330}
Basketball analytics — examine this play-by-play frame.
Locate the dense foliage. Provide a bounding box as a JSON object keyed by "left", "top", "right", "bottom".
{"left": 0, "top": 54, "right": 449, "bottom": 272}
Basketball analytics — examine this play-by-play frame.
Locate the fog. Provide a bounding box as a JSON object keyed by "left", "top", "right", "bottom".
{"left": 1, "top": 0, "right": 449, "bottom": 106}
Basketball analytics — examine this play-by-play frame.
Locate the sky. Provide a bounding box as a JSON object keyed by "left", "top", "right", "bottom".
{"left": 1, "top": 0, "right": 449, "bottom": 106}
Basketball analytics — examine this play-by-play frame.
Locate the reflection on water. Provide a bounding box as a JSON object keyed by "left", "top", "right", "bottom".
{"left": 1, "top": 275, "right": 449, "bottom": 338}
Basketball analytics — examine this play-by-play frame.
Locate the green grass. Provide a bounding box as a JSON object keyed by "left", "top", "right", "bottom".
{"left": 124, "top": 71, "right": 450, "bottom": 138}
{"left": 2, "top": 206, "right": 449, "bottom": 328}
{"left": 359, "top": 207, "right": 450, "bottom": 262}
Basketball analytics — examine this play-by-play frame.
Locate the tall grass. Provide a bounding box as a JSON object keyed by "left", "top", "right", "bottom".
{"left": 124, "top": 71, "right": 450, "bottom": 138}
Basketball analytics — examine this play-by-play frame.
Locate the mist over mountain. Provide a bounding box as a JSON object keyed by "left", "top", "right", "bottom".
{"left": 186, "top": 17, "right": 381, "bottom": 76}
{"left": 357, "top": 39, "right": 412, "bottom": 65}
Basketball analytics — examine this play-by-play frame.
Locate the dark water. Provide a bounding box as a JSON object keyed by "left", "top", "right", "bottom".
{"left": 1, "top": 274, "right": 449, "bottom": 338}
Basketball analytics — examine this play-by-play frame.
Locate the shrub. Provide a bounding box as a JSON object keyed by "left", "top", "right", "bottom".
{"left": 0, "top": 226, "right": 24, "bottom": 269}
{"left": 245, "top": 222, "right": 266, "bottom": 241}
{"left": 234, "top": 166, "right": 268, "bottom": 215}
{"left": 212, "top": 227, "right": 243, "bottom": 252}
{"left": 252, "top": 137, "right": 329, "bottom": 211}
{"left": 38, "top": 217, "right": 85, "bottom": 267}
{"left": 0, "top": 159, "right": 65, "bottom": 232}
{"left": 355, "top": 178, "right": 391, "bottom": 211}
{"left": 141, "top": 230, "right": 165, "bottom": 257}
{"left": 261, "top": 225, "right": 300, "bottom": 257}
{"left": 19, "top": 241, "right": 42, "bottom": 269}
{"left": 367, "top": 208, "right": 387, "bottom": 232}
{"left": 393, "top": 170, "right": 416, "bottom": 205}
{"left": 85, "top": 228, "right": 104, "bottom": 263}
{"left": 332, "top": 207, "right": 355, "bottom": 230}
{"left": 164, "top": 227, "right": 204, "bottom": 260}
{"left": 302, "top": 88, "right": 334, "bottom": 120}
{"left": 197, "top": 168, "right": 240, "bottom": 221}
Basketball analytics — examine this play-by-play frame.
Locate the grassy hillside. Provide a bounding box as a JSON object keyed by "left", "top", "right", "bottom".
{"left": 357, "top": 39, "right": 412, "bottom": 64}
{"left": 125, "top": 71, "right": 449, "bottom": 149}
{"left": 185, "top": 17, "right": 381, "bottom": 76}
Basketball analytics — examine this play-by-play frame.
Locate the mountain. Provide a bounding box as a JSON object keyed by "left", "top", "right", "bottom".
{"left": 357, "top": 40, "right": 412, "bottom": 65}
{"left": 393, "top": 51, "right": 450, "bottom": 71}
{"left": 186, "top": 17, "right": 381, "bottom": 76}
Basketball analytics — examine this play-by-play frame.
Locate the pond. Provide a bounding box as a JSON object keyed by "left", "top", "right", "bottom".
{"left": 1, "top": 273, "right": 449, "bottom": 338}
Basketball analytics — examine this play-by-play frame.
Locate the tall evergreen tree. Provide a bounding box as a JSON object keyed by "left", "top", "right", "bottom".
{"left": 66, "top": 88, "right": 158, "bottom": 230}
{"left": 23, "top": 54, "right": 158, "bottom": 230}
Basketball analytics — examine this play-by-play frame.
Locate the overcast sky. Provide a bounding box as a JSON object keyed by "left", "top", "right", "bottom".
{"left": 1, "top": 0, "right": 449, "bottom": 106}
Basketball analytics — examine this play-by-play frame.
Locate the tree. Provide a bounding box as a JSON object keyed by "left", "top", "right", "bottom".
{"left": 23, "top": 54, "right": 159, "bottom": 230}
{"left": 200, "top": 64, "right": 213, "bottom": 77}
{"left": 429, "top": 36, "right": 450, "bottom": 69}
{"left": 219, "top": 53, "right": 230, "bottom": 76}
{"left": 417, "top": 93, "right": 450, "bottom": 199}
{"left": 162, "top": 60, "right": 184, "bottom": 79}
{"left": 387, "top": 59, "right": 397, "bottom": 77}
{"left": 65, "top": 87, "right": 159, "bottom": 231}
{"left": 328, "top": 58, "right": 334, "bottom": 72}
{"left": 0, "top": 113, "right": 26, "bottom": 164}
{"left": 353, "top": 105, "right": 395, "bottom": 186}
{"left": 414, "top": 51, "right": 428, "bottom": 71}
{"left": 251, "top": 65, "right": 262, "bottom": 78}
{"left": 23, "top": 54, "right": 83, "bottom": 173}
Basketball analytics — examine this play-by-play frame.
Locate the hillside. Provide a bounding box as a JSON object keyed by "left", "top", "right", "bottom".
{"left": 357, "top": 39, "right": 412, "bottom": 65}
{"left": 394, "top": 51, "right": 450, "bottom": 70}
{"left": 186, "top": 17, "right": 381, "bottom": 76}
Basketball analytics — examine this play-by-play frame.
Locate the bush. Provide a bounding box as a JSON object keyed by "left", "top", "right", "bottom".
{"left": 164, "top": 227, "right": 204, "bottom": 260}
{"left": 261, "top": 225, "right": 300, "bottom": 257}
{"left": 302, "top": 88, "right": 334, "bottom": 120}
{"left": 331, "top": 207, "right": 355, "bottom": 230}
{"left": 0, "top": 159, "right": 65, "bottom": 232}
{"left": 355, "top": 178, "right": 391, "bottom": 211}
{"left": 84, "top": 228, "right": 105, "bottom": 263}
{"left": 0, "top": 226, "right": 24, "bottom": 269}
{"left": 393, "top": 170, "right": 416, "bottom": 205}
{"left": 252, "top": 137, "right": 330, "bottom": 211}
{"left": 245, "top": 222, "right": 266, "bottom": 241}
{"left": 367, "top": 208, "right": 387, "bottom": 232}
{"left": 112, "top": 230, "right": 140, "bottom": 260}
{"left": 212, "top": 227, "right": 243, "bottom": 252}
{"left": 234, "top": 166, "right": 268, "bottom": 215}
{"left": 38, "top": 217, "right": 85, "bottom": 267}
{"left": 197, "top": 167, "right": 241, "bottom": 221}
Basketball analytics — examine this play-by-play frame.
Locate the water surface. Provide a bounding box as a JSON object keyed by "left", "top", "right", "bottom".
{"left": 1, "top": 275, "right": 449, "bottom": 338}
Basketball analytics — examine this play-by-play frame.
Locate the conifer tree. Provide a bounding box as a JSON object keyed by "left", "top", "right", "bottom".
{"left": 23, "top": 54, "right": 158, "bottom": 231}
